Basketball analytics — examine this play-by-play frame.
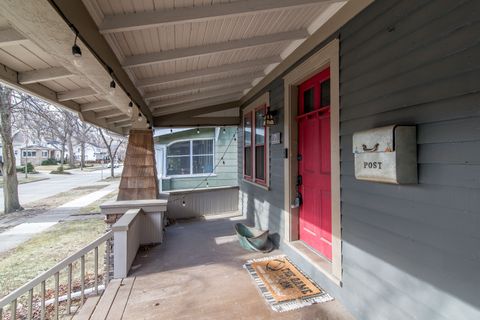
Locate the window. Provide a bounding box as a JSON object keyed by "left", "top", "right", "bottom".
{"left": 254, "top": 107, "right": 266, "bottom": 183}
{"left": 31, "top": 151, "right": 36, "bottom": 157}
{"left": 42, "top": 151, "right": 48, "bottom": 158}
{"left": 166, "top": 139, "right": 214, "bottom": 176}
{"left": 243, "top": 113, "right": 252, "bottom": 179}
{"left": 243, "top": 97, "right": 269, "bottom": 187}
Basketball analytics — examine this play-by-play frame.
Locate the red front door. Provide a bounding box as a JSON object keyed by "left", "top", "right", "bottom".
{"left": 297, "top": 68, "right": 332, "bottom": 260}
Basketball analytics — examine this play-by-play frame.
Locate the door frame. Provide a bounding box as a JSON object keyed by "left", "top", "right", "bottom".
{"left": 283, "top": 39, "right": 342, "bottom": 284}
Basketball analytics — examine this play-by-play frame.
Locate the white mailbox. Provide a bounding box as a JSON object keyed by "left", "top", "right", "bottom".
{"left": 352, "top": 125, "right": 417, "bottom": 184}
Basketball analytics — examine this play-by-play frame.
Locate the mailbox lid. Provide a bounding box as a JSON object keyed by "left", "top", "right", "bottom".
{"left": 352, "top": 125, "right": 396, "bottom": 154}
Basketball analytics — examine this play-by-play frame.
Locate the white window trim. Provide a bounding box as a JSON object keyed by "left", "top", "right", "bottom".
{"left": 283, "top": 39, "right": 342, "bottom": 285}
{"left": 164, "top": 138, "right": 215, "bottom": 177}
{"left": 242, "top": 92, "right": 270, "bottom": 189}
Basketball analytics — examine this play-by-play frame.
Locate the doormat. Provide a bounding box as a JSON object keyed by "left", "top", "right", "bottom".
{"left": 244, "top": 255, "right": 333, "bottom": 312}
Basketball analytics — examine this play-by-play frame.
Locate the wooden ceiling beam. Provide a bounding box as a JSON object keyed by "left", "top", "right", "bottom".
{"left": 105, "top": 115, "right": 129, "bottom": 124}
{"left": 136, "top": 56, "right": 280, "bottom": 88}
{"left": 154, "top": 116, "right": 240, "bottom": 127}
{"left": 123, "top": 30, "right": 308, "bottom": 68}
{"left": 18, "top": 67, "right": 73, "bottom": 84}
{"left": 95, "top": 109, "right": 124, "bottom": 119}
{"left": 57, "top": 88, "right": 97, "bottom": 102}
{"left": 0, "top": 28, "right": 28, "bottom": 47}
{"left": 150, "top": 87, "right": 247, "bottom": 109}
{"left": 99, "top": 0, "right": 339, "bottom": 34}
{"left": 80, "top": 100, "right": 113, "bottom": 112}
{"left": 153, "top": 94, "right": 241, "bottom": 116}
{"left": 144, "top": 73, "right": 260, "bottom": 100}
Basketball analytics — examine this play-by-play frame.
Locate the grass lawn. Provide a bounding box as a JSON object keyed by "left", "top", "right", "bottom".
{"left": 0, "top": 174, "right": 49, "bottom": 188}
{"left": 0, "top": 218, "right": 107, "bottom": 299}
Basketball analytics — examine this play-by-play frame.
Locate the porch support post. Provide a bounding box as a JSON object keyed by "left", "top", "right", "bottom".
{"left": 117, "top": 129, "right": 159, "bottom": 202}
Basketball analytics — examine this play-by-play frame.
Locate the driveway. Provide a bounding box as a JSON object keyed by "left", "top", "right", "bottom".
{"left": 0, "top": 167, "right": 122, "bottom": 209}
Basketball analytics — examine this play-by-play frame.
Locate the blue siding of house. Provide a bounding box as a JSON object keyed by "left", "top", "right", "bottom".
{"left": 239, "top": 0, "right": 480, "bottom": 319}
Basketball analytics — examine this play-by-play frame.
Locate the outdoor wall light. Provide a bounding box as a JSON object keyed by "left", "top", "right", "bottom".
{"left": 264, "top": 109, "right": 277, "bottom": 127}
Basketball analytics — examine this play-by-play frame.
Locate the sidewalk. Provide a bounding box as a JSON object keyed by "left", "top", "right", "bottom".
{"left": 0, "top": 182, "right": 118, "bottom": 255}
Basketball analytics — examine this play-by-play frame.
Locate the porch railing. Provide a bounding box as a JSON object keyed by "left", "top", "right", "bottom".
{"left": 0, "top": 231, "right": 113, "bottom": 320}
{"left": 112, "top": 208, "right": 142, "bottom": 279}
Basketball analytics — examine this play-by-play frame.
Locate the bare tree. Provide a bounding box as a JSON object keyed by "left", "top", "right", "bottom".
{"left": 0, "top": 85, "right": 24, "bottom": 213}
{"left": 97, "top": 128, "right": 125, "bottom": 178}
{"left": 74, "top": 120, "right": 94, "bottom": 170}
{"left": 25, "top": 100, "right": 77, "bottom": 170}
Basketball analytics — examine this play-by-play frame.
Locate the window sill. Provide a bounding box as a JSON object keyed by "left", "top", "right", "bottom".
{"left": 286, "top": 241, "right": 342, "bottom": 287}
{"left": 164, "top": 173, "right": 217, "bottom": 179}
{"left": 242, "top": 178, "right": 269, "bottom": 191}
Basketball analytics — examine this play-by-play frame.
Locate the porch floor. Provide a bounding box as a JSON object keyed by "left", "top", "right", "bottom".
{"left": 85, "top": 213, "right": 353, "bottom": 320}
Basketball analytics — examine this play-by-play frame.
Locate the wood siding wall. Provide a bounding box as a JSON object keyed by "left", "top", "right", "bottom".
{"left": 239, "top": 1, "right": 480, "bottom": 319}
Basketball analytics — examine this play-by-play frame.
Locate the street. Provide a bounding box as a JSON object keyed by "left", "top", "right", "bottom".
{"left": 0, "top": 167, "right": 122, "bottom": 209}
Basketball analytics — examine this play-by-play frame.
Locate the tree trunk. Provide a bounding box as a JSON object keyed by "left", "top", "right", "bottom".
{"left": 80, "top": 142, "right": 85, "bottom": 170}
{"left": 60, "top": 143, "right": 65, "bottom": 169}
{"left": 0, "top": 87, "right": 22, "bottom": 213}
{"left": 67, "top": 135, "right": 75, "bottom": 167}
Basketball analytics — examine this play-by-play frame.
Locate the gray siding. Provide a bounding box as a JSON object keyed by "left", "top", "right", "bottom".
{"left": 239, "top": 0, "right": 480, "bottom": 319}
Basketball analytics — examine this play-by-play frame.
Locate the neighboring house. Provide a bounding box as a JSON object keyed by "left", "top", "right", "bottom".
{"left": 20, "top": 145, "right": 56, "bottom": 166}
{"left": 154, "top": 127, "right": 238, "bottom": 191}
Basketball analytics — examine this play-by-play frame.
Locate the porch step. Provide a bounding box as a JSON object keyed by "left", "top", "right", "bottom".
{"left": 72, "top": 295, "right": 101, "bottom": 320}
{"left": 90, "top": 279, "right": 122, "bottom": 320}
{"left": 75, "top": 278, "right": 135, "bottom": 320}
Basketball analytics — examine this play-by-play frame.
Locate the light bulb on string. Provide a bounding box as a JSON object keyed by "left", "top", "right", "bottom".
{"left": 72, "top": 33, "right": 83, "bottom": 67}
{"left": 108, "top": 80, "right": 116, "bottom": 95}
{"left": 196, "top": 127, "right": 200, "bottom": 134}
{"left": 206, "top": 180, "right": 209, "bottom": 188}
{"left": 222, "top": 127, "right": 226, "bottom": 134}
{"left": 127, "top": 101, "right": 133, "bottom": 114}
{"left": 182, "top": 199, "right": 186, "bottom": 207}
{"left": 137, "top": 113, "right": 143, "bottom": 122}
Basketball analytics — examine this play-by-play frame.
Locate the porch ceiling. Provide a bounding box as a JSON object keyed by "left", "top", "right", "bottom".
{"left": 82, "top": 0, "right": 348, "bottom": 125}
{"left": 0, "top": 0, "right": 371, "bottom": 130}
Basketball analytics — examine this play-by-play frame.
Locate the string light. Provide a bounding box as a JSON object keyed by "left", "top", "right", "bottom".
{"left": 71, "top": 33, "right": 82, "bottom": 57}
{"left": 196, "top": 127, "right": 200, "bottom": 134}
{"left": 170, "top": 128, "right": 173, "bottom": 133}
{"left": 127, "top": 101, "right": 133, "bottom": 114}
{"left": 222, "top": 127, "right": 226, "bottom": 134}
{"left": 182, "top": 199, "right": 186, "bottom": 207}
{"left": 137, "top": 113, "right": 143, "bottom": 122}
{"left": 71, "top": 32, "right": 82, "bottom": 67}
{"left": 206, "top": 181, "right": 209, "bottom": 188}
{"left": 108, "top": 79, "right": 116, "bottom": 95}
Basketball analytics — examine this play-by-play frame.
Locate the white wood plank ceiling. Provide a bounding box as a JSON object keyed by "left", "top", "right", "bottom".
{"left": 0, "top": 0, "right": 349, "bottom": 131}
{"left": 82, "top": 0, "right": 348, "bottom": 117}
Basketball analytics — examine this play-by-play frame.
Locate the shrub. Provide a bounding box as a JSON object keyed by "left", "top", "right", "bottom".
{"left": 50, "top": 165, "right": 71, "bottom": 175}
{"left": 16, "top": 162, "right": 35, "bottom": 173}
{"left": 41, "top": 158, "right": 57, "bottom": 165}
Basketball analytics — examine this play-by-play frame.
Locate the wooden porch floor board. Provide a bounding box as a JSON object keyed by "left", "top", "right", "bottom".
{"left": 105, "top": 277, "right": 136, "bottom": 320}
{"left": 72, "top": 295, "right": 100, "bottom": 320}
{"left": 91, "top": 214, "right": 354, "bottom": 319}
{"left": 90, "top": 279, "right": 122, "bottom": 320}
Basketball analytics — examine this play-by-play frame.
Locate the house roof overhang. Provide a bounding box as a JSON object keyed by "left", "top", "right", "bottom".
{"left": 0, "top": 0, "right": 373, "bottom": 132}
